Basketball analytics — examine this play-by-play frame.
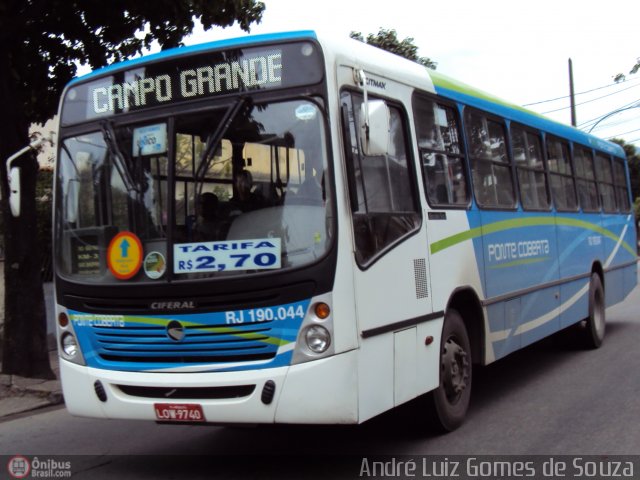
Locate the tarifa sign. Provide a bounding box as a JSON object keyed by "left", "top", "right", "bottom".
{"left": 61, "top": 41, "right": 324, "bottom": 124}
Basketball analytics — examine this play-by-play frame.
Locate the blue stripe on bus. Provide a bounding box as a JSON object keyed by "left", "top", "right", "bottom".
{"left": 434, "top": 85, "right": 625, "bottom": 158}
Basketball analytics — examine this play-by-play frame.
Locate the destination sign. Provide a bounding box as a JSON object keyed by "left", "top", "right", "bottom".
{"left": 61, "top": 42, "right": 323, "bottom": 125}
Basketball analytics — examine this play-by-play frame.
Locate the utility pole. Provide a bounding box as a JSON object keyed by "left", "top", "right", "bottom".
{"left": 568, "top": 58, "right": 577, "bottom": 127}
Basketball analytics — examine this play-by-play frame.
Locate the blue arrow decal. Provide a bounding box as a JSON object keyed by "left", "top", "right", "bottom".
{"left": 120, "top": 239, "right": 130, "bottom": 258}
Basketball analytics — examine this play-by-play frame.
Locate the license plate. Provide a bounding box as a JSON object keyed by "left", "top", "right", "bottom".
{"left": 154, "top": 403, "right": 206, "bottom": 422}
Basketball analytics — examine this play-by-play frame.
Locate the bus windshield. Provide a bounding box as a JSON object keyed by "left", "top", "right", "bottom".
{"left": 55, "top": 98, "right": 332, "bottom": 283}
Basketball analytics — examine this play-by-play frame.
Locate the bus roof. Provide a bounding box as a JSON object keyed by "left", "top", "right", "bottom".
{"left": 68, "top": 29, "right": 624, "bottom": 158}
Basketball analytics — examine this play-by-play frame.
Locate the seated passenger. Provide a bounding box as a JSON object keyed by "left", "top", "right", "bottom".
{"left": 230, "top": 169, "right": 264, "bottom": 213}
{"left": 296, "top": 158, "right": 323, "bottom": 202}
{"left": 196, "top": 192, "right": 221, "bottom": 240}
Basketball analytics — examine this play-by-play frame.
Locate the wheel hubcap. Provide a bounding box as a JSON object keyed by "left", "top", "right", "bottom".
{"left": 442, "top": 337, "right": 470, "bottom": 403}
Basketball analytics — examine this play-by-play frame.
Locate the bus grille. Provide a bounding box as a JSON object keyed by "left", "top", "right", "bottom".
{"left": 117, "top": 384, "right": 256, "bottom": 399}
{"left": 91, "top": 323, "right": 278, "bottom": 365}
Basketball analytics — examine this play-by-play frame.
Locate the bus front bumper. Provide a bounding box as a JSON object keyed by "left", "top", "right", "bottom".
{"left": 59, "top": 350, "right": 358, "bottom": 425}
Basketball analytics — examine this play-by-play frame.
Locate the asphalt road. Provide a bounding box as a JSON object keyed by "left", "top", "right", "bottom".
{"left": 2, "top": 280, "right": 639, "bottom": 478}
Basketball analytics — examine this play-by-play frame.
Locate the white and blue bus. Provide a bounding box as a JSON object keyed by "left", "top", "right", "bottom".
{"left": 53, "top": 30, "right": 637, "bottom": 431}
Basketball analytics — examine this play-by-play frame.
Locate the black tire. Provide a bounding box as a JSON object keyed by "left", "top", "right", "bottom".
{"left": 581, "top": 273, "right": 606, "bottom": 349}
{"left": 429, "top": 308, "right": 472, "bottom": 432}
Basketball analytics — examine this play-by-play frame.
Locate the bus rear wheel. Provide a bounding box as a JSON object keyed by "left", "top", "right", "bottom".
{"left": 580, "top": 273, "right": 605, "bottom": 349}
{"left": 429, "top": 309, "right": 472, "bottom": 432}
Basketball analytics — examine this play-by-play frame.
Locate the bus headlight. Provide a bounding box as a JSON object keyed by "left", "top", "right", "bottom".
{"left": 56, "top": 308, "right": 86, "bottom": 366}
{"left": 305, "top": 325, "right": 331, "bottom": 354}
{"left": 292, "top": 294, "right": 335, "bottom": 364}
{"left": 61, "top": 332, "right": 79, "bottom": 358}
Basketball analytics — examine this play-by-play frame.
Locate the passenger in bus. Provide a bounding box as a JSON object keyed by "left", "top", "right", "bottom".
{"left": 230, "top": 169, "right": 265, "bottom": 213}
{"left": 296, "top": 159, "right": 323, "bottom": 202}
{"left": 196, "top": 192, "right": 222, "bottom": 240}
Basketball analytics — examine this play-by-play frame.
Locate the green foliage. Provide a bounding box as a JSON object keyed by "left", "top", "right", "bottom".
{"left": 350, "top": 28, "right": 437, "bottom": 70}
{"left": 0, "top": 0, "right": 265, "bottom": 377}
{"left": 611, "top": 138, "right": 640, "bottom": 202}
{"left": 614, "top": 57, "right": 640, "bottom": 83}
{"left": 36, "top": 170, "right": 53, "bottom": 280}
{"left": 0, "top": 169, "right": 54, "bottom": 271}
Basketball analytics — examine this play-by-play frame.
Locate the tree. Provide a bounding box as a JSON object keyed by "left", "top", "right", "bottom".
{"left": 614, "top": 58, "right": 639, "bottom": 83}
{"left": 611, "top": 138, "right": 640, "bottom": 204}
{"left": 0, "top": 0, "right": 265, "bottom": 378}
{"left": 350, "top": 28, "right": 437, "bottom": 70}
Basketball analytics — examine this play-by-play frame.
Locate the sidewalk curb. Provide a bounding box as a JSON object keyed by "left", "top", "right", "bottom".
{"left": 0, "top": 350, "right": 63, "bottom": 418}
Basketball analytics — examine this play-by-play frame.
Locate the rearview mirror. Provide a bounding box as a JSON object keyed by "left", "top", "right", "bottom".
{"left": 359, "top": 100, "right": 390, "bottom": 156}
{"left": 8, "top": 166, "right": 20, "bottom": 217}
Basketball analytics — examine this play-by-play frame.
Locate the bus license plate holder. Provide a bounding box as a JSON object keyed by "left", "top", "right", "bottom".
{"left": 154, "top": 403, "right": 206, "bottom": 423}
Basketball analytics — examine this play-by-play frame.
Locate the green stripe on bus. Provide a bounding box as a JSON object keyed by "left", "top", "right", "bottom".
{"left": 488, "top": 256, "right": 551, "bottom": 269}
{"left": 430, "top": 216, "right": 635, "bottom": 256}
{"left": 430, "top": 71, "right": 544, "bottom": 118}
{"left": 72, "top": 314, "right": 289, "bottom": 347}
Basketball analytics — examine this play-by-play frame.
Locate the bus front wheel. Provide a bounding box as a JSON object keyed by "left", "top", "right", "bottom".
{"left": 429, "top": 309, "right": 472, "bottom": 432}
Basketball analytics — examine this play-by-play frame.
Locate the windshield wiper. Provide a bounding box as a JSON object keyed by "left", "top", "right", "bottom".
{"left": 195, "top": 96, "right": 248, "bottom": 185}
{"left": 100, "top": 121, "right": 139, "bottom": 194}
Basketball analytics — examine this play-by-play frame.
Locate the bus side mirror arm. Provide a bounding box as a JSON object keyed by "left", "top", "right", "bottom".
{"left": 354, "top": 69, "right": 390, "bottom": 157}
{"left": 5, "top": 136, "right": 50, "bottom": 217}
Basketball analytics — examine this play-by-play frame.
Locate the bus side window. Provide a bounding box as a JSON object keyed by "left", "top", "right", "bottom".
{"left": 512, "top": 125, "right": 550, "bottom": 210}
{"left": 413, "top": 95, "right": 469, "bottom": 207}
{"left": 573, "top": 146, "right": 600, "bottom": 212}
{"left": 547, "top": 137, "right": 578, "bottom": 211}
{"left": 613, "top": 159, "right": 631, "bottom": 212}
{"left": 341, "top": 92, "right": 420, "bottom": 266}
{"left": 594, "top": 152, "right": 617, "bottom": 213}
{"left": 464, "top": 109, "right": 515, "bottom": 209}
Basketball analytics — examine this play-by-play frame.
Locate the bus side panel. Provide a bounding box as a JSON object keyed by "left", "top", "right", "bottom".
{"left": 605, "top": 267, "right": 625, "bottom": 305}
{"left": 601, "top": 213, "right": 637, "bottom": 306}
{"left": 517, "top": 288, "right": 562, "bottom": 349}
{"left": 624, "top": 262, "right": 638, "bottom": 298}
{"left": 556, "top": 211, "right": 602, "bottom": 328}
{"left": 352, "top": 231, "right": 436, "bottom": 421}
{"left": 356, "top": 317, "right": 444, "bottom": 423}
{"left": 477, "top": 211, "right": 560, "bottom": 360}
{"left": 427, "top": 210, "right": 492, "bottom": 361}
{"left": 621, "top": 215, "right": 638, "bottom": 298}
{"left": 428, "top": 210, "right": 485, "bottom": 313}
{"left": 558, "top": 278, "right": 590, "bottom": 329}
{"left": 357, "top": 334, "right": 394, "bottom": 421}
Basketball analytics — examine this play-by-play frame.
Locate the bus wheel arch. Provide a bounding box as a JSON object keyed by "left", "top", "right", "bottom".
{"left": 429, "top": 307, "right": 472, "bottom": 432}
{"left": 425, "top": 287, "right": 483, "bottom": 432}
{"left": 446, "top": 287, "right": 484, "bottom": 365}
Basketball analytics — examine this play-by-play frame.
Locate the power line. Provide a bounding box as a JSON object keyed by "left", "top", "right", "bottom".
{"left": 606, "top": 128, "right": 640, "bottom": 140}
{"left": 577, "top": 98, "right": 640, "bottom": 129}
{"left": 597, "top": 116, "right": 639, "bottom": 130}
{"left": 540, "top": 82, "right": 640, "bottom": 114}
{"left": 523, "top": 76, "right": 640, "bottom": 107}
{"left": 584, "top": 103, "right": 640, "bottom": 133}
